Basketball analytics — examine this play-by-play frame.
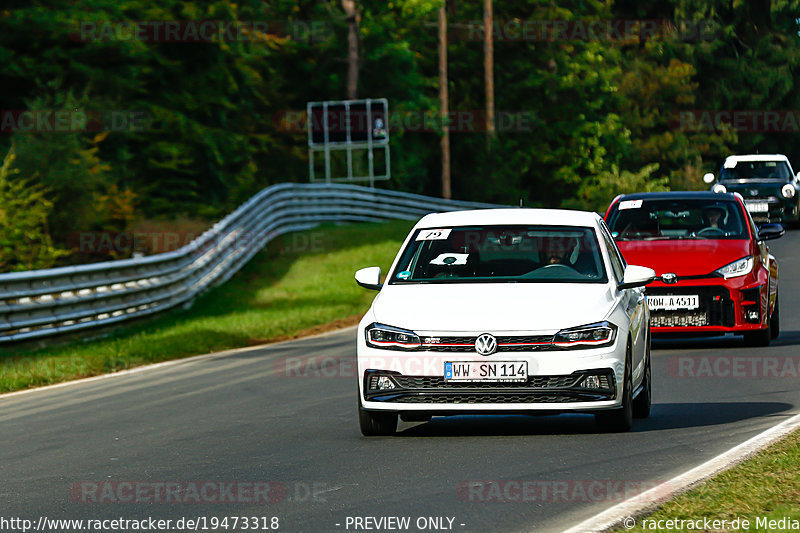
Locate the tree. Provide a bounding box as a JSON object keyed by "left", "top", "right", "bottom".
{"left": 0, "top": 144, "right": 68, "bottom": 272}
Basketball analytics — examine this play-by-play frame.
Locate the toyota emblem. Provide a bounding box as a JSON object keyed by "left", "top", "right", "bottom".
{"left": 661, "top": 273, "right": 678, "bottom": 284}
{"left": 475, "top": 334, "right": 497, "bottom": 355}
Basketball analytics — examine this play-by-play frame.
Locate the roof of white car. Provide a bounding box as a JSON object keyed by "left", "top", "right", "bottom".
{"left": 724, "top": 154, "right": 788, "bottom": 163}
{"left": 414, "top": 208, "right": 602, "bottom": 229}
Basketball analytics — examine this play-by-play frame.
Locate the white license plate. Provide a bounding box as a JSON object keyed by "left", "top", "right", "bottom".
{"left": 444, "top": 361, "right": 528, "bottom": 382}
{"left": 648, "top": 295, "right": 699, "bottom": 311}
{"left": 745, "top": 202, "right": 769, "bottom": 213}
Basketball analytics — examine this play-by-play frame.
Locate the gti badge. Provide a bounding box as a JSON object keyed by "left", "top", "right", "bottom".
{"left": 474, "top": 333, "right": 497, "bottom": 356}
{"left": 661, "top": 273, "right": 678, "bottom": 284}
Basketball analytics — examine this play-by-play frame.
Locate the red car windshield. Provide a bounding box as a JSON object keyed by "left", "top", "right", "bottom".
{"left": 606, "top": 198, "right": 749, "bottom": 241}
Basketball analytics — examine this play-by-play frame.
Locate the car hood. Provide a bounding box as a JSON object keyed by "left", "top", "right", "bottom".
{"left": 371, "top": 283, "right": 615, "bottom": 333}
{"left": 617, "top": 239, "right": 751, "bottom": 277}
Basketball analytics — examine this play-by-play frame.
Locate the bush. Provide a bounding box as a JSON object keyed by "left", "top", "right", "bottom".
{"left": 0, "top": 144, "right": 68, "bottom": 271}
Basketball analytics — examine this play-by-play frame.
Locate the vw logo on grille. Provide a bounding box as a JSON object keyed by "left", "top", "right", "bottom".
{"left": 749, "top": 189, "right": 759, "bottom": 196}
{"left": 475, "top": 333, "right": 497, "bottom": 356}
{"left": 661, "top": 272, "right": 678, "bottom": 284}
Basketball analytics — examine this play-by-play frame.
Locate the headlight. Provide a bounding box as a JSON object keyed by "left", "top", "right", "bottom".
{"left": 782, "top": 184, "right": 796, "bottom": 199}
{"left": 712, "top": 183, "right": 727, "bottom": 194}
{"left": 714, "top": 256, "right": 753, "bottom": 279}
{"left": 553, "top": 321, "right": 617, "bottom": 349}
{"left": 365, "top": 323, "right": 421, "bottom": 349}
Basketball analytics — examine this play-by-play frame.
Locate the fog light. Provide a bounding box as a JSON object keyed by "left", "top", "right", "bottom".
{"left": 746, "top": 309, "right": 760, "bottom": 322}
{"left": 376, "top": 376, "right": 396, "bottom": 390}
{"left": 583, "top": 375, "right": 601, "bottom": 389}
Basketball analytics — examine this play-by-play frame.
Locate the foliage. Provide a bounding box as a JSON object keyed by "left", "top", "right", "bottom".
{"left": 2, "top": 0, "right": 800, "bottom": 266}
{"left": 0, "top": 144, "right": 69, "bottom": 271}
{"left": 562, "top": 163, "right": 669, "bottom": 214}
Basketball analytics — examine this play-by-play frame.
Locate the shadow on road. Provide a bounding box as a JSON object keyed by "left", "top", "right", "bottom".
{"left": 654, "top": 330, "right": 800, "bottom": 350}
{"left": 394, "top": 401, "right": 793, "bottom": 437}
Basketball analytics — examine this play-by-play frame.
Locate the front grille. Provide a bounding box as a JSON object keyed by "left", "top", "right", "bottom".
{"left": 647, "top": 286, "right": 734, "bottom": 327}
{"left": 422, "top": 335, "right": 555, "bottom": 352}
{"left": 651, "top": 312, "right": 708, "bottom": 327}
{"left": 365, "top": 370, "right": 615, "bottom": 404}
{"left": 395, "top": 393, "right": 598, "bottom": 404}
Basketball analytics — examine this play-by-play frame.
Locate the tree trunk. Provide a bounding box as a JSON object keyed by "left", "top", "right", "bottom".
{"left": 342, "top": 0, "right": 359, "bottom": 99}
{"left": 439, "top": 2, "right": 451, "bottom": 199}
{"left": 484, "top": 0, "right": 495, "bottom": 140}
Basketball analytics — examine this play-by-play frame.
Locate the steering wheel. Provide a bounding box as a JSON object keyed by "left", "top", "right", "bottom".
{"left": 697, "top": 227, "right": 726, "bottom": 237}
{"left": 541, "top": 263, "right": 579, "bottom": 272}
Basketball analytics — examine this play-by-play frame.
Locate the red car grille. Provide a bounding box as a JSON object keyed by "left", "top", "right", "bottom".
{"left": 647, "top": 286, "right": 735, "bottom": 327}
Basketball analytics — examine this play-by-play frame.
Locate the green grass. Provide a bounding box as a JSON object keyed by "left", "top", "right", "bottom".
{"left": 0, "top": 220, "right": 415, "bottom": 393}
{"left": 617, "top": 430, "right": 800, "bottom": 532}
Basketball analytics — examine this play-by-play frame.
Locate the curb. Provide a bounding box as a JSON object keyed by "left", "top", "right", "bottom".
{"left": 0, "top": 325, "right": 358, "bottom": 400}
{"left": 560, "top": 411, "right": 800, "bottom": 533}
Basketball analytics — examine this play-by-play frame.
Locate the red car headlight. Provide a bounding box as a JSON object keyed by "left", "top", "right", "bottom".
{"left": 714, "top": 256, "right": 753, "bottom": 279}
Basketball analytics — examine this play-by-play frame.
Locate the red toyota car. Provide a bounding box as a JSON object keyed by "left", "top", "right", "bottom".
{"left": 604, "top": 191, "right": 784, "bottom": 346}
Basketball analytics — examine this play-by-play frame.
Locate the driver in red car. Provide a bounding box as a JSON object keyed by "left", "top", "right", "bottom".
{"left": 703, "top": 205, "right": 726, "bottom": 229}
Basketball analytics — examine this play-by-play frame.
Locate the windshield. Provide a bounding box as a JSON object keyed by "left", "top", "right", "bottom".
{"left": 719, "top": 160, "right": 792, "bottom": 181}
{"left": 606, "top": 199, "right": 749, "bottom": 240}
{"left": 389, "top": 225, "right": 608, "bottom": 284}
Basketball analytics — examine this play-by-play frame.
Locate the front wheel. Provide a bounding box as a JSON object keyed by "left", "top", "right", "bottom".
{"left": 633, "top": 336, "right": 651, "bottom": 419}
{"left": 596, "top": 351, "right": 633, "bottom": 432}
{"left": 770, "top": 292, "right": 780, "bottom": 340}
{"left": 358, "top": 400, "right": 397, "bottom": 436}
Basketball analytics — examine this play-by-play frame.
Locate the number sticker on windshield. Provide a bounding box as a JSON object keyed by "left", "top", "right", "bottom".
{"left": 618, "top": 200, "right": 643, "bottom": 210}
{"left": 416, "top": 229, "right": 452, "bottom": 241}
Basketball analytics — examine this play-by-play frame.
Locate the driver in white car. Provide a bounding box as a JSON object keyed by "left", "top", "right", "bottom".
{"left": 542, "top": 236, "right": 579, "bottom": 265}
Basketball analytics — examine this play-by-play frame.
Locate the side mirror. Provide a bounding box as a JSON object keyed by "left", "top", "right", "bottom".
{"left": 703, "top": 173, "right": 716, "bottom": 184}
{"left": 757, "top": 223, "right": 785, "bottom": 241}
{"left": 618, "top": 265, "right": 657, "bottom": 290}
{"left": 355, "top": 266, "right": 382, "bottom": 290}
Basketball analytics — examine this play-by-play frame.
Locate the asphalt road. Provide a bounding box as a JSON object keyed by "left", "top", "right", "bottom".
{"left": 3, "top": 232, "right": 800, "bottom": 533}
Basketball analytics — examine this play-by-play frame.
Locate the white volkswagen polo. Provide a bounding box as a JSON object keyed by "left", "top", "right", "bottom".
{"left": 355, "top": 208, "right": 656, "bottom": 435}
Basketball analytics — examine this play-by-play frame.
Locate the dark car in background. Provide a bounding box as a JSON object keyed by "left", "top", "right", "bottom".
{"left": 703, "top": 154, "right": 800, "bottom": 226}
{"left": 604, "top": 191, "right": 784, "bottom": 346}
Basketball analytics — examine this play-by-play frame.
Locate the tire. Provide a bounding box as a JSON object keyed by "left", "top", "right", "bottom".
{"left": 632, "top": 334, "right": 651, "bottom": 419}
{"left": 770, "top": 292, "right": 780, "bottom": 340}
{"left": 358, "top": 399, "right": 397, "bottom": 436}
{"left": 596, "top": 344, "right": 633, "bottom": 432}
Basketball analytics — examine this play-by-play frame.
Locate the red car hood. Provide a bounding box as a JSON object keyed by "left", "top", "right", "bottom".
{"left": 617, "top": 239, "right": 751, "bottom": 277}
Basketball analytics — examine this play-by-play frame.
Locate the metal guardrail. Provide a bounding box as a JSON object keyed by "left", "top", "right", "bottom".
{"left": 0, "top": 183, "right": 498, "bottom": 343}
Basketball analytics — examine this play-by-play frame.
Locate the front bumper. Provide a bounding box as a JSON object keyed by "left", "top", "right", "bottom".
{"left": 647, "top": 276, "right": 769, "bottom": 335}
{"left": 742, "top": 197, "right": 798, "bottom": 224}
{"left": 357, "top": 337, "right": 626, "bottom": 412}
